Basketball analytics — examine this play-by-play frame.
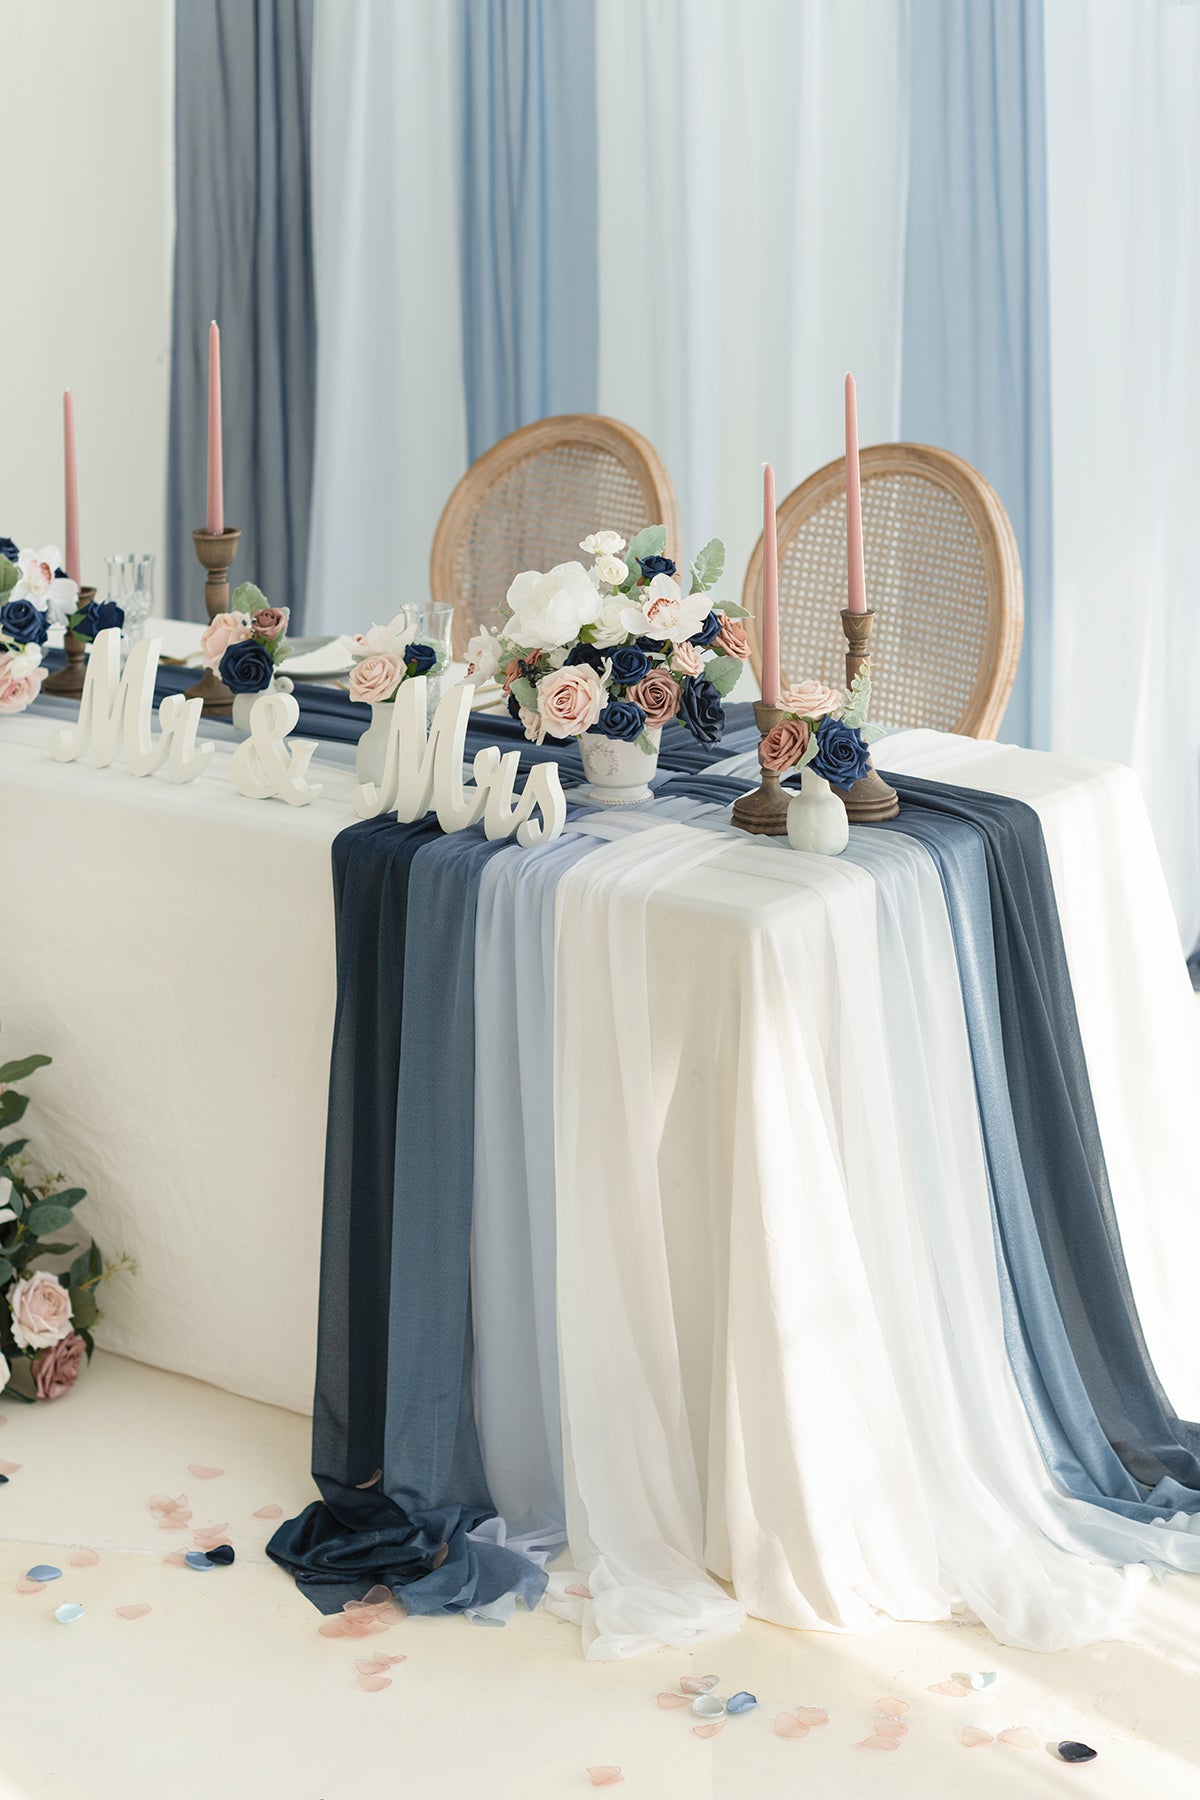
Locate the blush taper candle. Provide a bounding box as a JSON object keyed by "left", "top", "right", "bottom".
{"left": 845, "top": 373, "right": 867, "bottom": 613}
{"left": 63, "top": 390, "right": 80, "bottom": 585}
{"left": 206, "top": 321, "right": 224, "bottom": 536}
{"left": 761, "top": 462, "right": 780, "bottom": 705}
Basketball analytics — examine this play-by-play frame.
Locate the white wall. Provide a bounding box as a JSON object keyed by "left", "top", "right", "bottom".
{"left": 0, "top": 0, "right": 174, "bottom": 607}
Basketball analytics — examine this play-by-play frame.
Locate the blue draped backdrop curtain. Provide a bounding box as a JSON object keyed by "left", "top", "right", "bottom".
{"left": 167, "top": 0, "right": 316, "bottom": 628}
{"left": 167, "top": 0, "right": 1200, "bottom": 955}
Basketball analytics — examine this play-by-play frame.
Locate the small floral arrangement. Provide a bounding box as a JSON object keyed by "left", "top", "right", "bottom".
{"left": 344, "top": 614, "right": 449, "bottom": 706}
{"left": 0, "top": 541, "right": 76, "bottom": 715}
{"left": 759, "top": 669, "right": 880, "bottom": 787}
{"left": 465, "top": 526, "right": 750, "bottom": 752}
{"left": 200, "top": 582, "right": 291, "bottom": 694}
{"left": 0, "top": 1047, "right": 134, "bottom": 1404}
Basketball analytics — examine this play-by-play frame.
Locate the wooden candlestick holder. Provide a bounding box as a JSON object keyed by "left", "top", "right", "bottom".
{"left": 835, "top": 607, "right": 898, "bottom": 822}
{"left": 185, "top": 527, "right": 241, "bottom": 716}
{"left": 731, "top": 700, "right": 793, "bottom": 836}
{"left": 42, "top": 587, "right": 96, "bottom": 698}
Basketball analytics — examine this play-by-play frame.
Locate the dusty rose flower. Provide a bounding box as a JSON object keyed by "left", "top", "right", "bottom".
{"left": 535, "top": 663, "right": 606, "bottom": 736}
{"left": 780, "top": 678, "right": 841, "bottom": 720}
{"left": 32, "top": 1332, "right": 86, "bottom": 1401}
{"left": 714, "top": 616, "right": 751, "bottom": 659}
{"left": 669, "top": 642, "right": 704, "bottom": 679}
{"left": 349, "top": 652, "right": 404, "bottom": 705}
{"left": 252, "top": 606, "right": 288, "bottom": 641}
{"left": 200, "top": 610, "right": 252, "bottom": 672}
{"left": 759, "top": 718, "right": 810, "bottom": 773}
{"left": 502, "top": 655, "right": 542, "bottom": 695}
{"left": 0, "top": 655, "right": 48, "bottom": 714}
{"left": 627, "top": 670, "right": 680, "bottom": 729}
{"left": 9, "top": 1269, "right": 73, "bottom": 1350}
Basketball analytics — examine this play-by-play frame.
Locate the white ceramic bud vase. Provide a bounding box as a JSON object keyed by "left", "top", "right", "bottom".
{"left": 579, "top": 728, "right": 661, "bottom": 806}
{"left": 787, "top": 771, "right": 850, "bottom": 855}
{"left": 231, "top": 674, "right": 293, "bottom": 734}
{"left": 355, "top": 700, "right": 394, "bottom": 787}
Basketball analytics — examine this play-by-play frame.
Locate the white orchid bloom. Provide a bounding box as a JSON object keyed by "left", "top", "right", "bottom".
{"left": 619, "top": 573, "right": 712, "bottom": 643}
{"left": 13, "top": 546, "right": 76, "bottom": 627}
{"left": 580, "top": 530, "right": 625, "bottom": 557}
{"left": 504, "top": 560, "right": 603, "bottom": 650}
{"left": 464, "top": 625, "right": 502, "bottom": 683}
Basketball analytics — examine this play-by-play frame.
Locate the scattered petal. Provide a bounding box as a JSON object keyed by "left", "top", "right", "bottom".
{"left": 69, "top": 1549, "right": 100, "bottom": 1567}
{"left": 16, "top": 1577, "right": 45, "bottom": 1594}
{"left": 354, "top": 1470, "right": 382, "bottom": 1489}
{"left": 586, "top": 1770, "right": 623, "bottom": 1788}
{"left": 116, "top": 1604, "right": 151, "bottom": 1620}
{"left": 162, "top": 1550, "right": 188, "bottom": 1568}
{"left": 692, "top": 1722, "right": 725, "bottom": 1739}
{"left": 791, "top": 1706, "right": 830, "bottom": 1727}
{"left": 319, "top": 1618, "right": 351, "bottom": 1638}
{"left": 26, "top": 1564, "right": 62, "bottom": 1582}
{"left": 656, "top": 1693, "right": 690, "bottom": 1710}
{"left": 774, "top": 1714, "right": 810, "bottom": 1740}
{"left": 206, "top": 1544, "right": 235, "bottom": 1565}
{"left": 690, "top": 1695, "right": 726, "bottom": 1720}
{"left": 362, "top": 1584, "right": 394, "bottom": 1609}
{"left": 159, "top": 1515, "right": 192, "bottom": 1530}
{"left": 1057, "top": 1742, "right": 1098, "bottom": 1764}
{"left": 355, "top": 1673, "right": 392, "bottom": 1692}
{"left": 876, "top": 1720, "right": 908, "bottom": 1738}
{"left": 680, "top": 1674, "right": 719, "bottom": 1695}
{"left": 564, "top": 1582, "right": 592, "bottom": 1599}
{"left": 185, "top": 1551, "right": 214, "bottom": 1571}
{"left": 252, "top": 1505, "right": 283, "bottom": 1520}
{"left": 354, "top": 1657, "right": 398, "bottom": 1676}
{"left": 960, "top": 1728, "right": 994, "bottom": 1748}
{"left": 877, "top": 1697, "right": 909, "bottom": 1717}
{"left": 188, "top": 1465, "right": 224, "bottom": 1479}
{"left": 0, "top": 1460, "right": 22, "bottom": 1476}
{"left": 55, "top": 1602, "right": 85, "bottom": 1624}
{"left": 954, "top": 1670, "right": 998, "bottom": 1691}
{"left": 929, "top": 1680, "right": 971, "bottom": 1697}
{"left": 726, "top": 1691, "right": 758, "bottom": 1715}
{"left": 999, "top": 1728, "right": 1038, "bottom": 1750}
{"left": 858, "top": 1734, "right": 900, "bottom": 1751}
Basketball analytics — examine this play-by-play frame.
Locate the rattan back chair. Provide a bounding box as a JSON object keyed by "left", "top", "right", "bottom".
{"left": 431, "top": 414, "right": 682, "bottom": 660}
{"left": 743, "top": 444, "right": 1023, "bottom": 739}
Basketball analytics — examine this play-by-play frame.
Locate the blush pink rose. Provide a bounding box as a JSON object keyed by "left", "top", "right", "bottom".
{"left": 759, "top": 718, "right": 810, "bottom": 773}
{"left": 518, "top": 705, "right": 544, "bottom": 745}
{"left": 349, "top": 652, "right": 403, "bottom": 705}
{"left": 780, "top": 679, "right": 841, "bottom": 720}
{"left": 252, "top": 606, "right": 288, "bottom": 641}
{"left": 9, "top": 1269, "right": 73, "bottom": 1351}
{"left": 0, "top": 656, "right": 48, "bottom": 714}
{"left": 713, "top": 616, "right": 751, "bottom": 660}
{"left": 669, "top": 643, "right": 704, "bottom": 679}
{"left": 32, "top": 1331, "right": 86, "bottom": 1401}
{"left": 200, "top": 610, "right": 252, "bottom": 672}
{"left": 627, "top": 670, "right": 680, "bottom": 729}
{"left": 535, "top": 663, "right": 605, "bottom": 736}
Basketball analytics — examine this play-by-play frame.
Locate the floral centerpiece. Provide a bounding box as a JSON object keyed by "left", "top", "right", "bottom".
{"left": 200, "top": 582, "right": 291, "bottom": 725}
{"left": 0, "top": 1047, "right": 134, "bottom": 1405}
{"left": 344, "top": 615, "right": 450, "bottom": 784}
{"left": 466, "top": 526, "right": 750, "bottom": 805}
{"left": 0, "top": 541, "right": 78, "bottom": 715}
{"left": 758, "top": 670, "right": 882, "bottom": 855}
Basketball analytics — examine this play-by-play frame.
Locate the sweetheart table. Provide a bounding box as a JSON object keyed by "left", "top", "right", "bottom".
{"left": 2, "top": 681, "right": 1199, "bottom": 1659}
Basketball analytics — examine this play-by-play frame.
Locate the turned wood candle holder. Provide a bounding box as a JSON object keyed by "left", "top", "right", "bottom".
{"left": 185, "top": 527, "right": 241, "bottom": 716}
{"left": 731, "top": 700, "right": 792, "bottom": 836}
{"left": 834, "top": 607, "right": 898, "bottom": 823}
{"left": 42, "top": 587, "right": 96, "bottom": 698}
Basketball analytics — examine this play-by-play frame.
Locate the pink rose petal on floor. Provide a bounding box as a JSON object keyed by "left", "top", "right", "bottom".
{"left": 116, "top": 1605, "right": 151, "bottom": 1620}
{"left": 680, "top": 1675, "right": 719, "bottom": 1695}
{"left": 929, "top": 1680, "right": 971, "bottom": 1697}
{"left": 354, "top": 1470, "right": 382, "bottom": 1489}
{"left": 355, "top": 1657, "right": 391, "bottom": 1676}
{"left": 960, "top": 1727, "right": 994, "bottom": 1747}
{"left": 877, "top": 1697, "right": 909, "bottom": 1717}
{"left": 876, "top": 1720, "right": 908, "bottom": 1738}
{"left": 162, "top": 1551, "right": 188, "bottom": 1568}
{"left": 564, "top": 1582, "right": 592, "bottom": 1599}
{"left": 774, "top": 1715, "right": 810, "bottom": 1739}
{"left": 69, "top": 1549, "right": 100, "bottom": 1567}
{"left": 16, "top": 1577, "right": 45, "bottom": 1594}
{"left": 0, "top": 1461, "right": 22, "bottom": 1476}
{"left": 355, "top": 1673, "right": 392, "bottom": 1692}
{"left": 159, "top": 1516, "right": 192, "bottom": 1530}
{"left": 692, "top": 1722, "right": 725, "bottom": 1739}
{"left": 586, "top": 1770, "right": 623, "bottom": 1787}
{"left": 858, "top": 1735, "right": 901, "bottom": 1751}
{"left": 362, "top": 1584, "right": 394, "bottom": 1609}
{"left": 252, "top": 1505, "right": 283, "bottom": 1520}
{"left": 188, "top": 1465, "right": 224, "bottom": 1479}
{"left": 999, "top": 1727, "right": 1038, "bottom": 1750}
{"left": 319, "top": 1618, "right": 351, "bottom": 1639}
{"left": 792, "top": 1706, "right": 829, "bottom": 1727}
{"left": 656, "top": 1693, "right": 691, "bottom": 1710}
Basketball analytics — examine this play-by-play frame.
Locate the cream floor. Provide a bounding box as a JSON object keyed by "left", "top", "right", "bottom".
{"left": 3, "top": 1353, "right": 1200, "bottom": 1799}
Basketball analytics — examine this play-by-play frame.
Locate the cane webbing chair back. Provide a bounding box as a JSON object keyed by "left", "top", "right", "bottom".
{"left": 431, "top": 414, "right": 682, "bottom": 660}
{"left": 743, "top": 444, "right": 1023, "bottom": 739}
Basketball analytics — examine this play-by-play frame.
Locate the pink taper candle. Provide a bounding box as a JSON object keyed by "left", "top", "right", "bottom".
{"left": 761, "top": 462, "right": 780, "bottom": 705}
{"left": 844, "top": 373, "right": 867, "bottom": 613}
{"left": 206, "top": 321, "right": 224, "bottom": 535}
{"left": 63, "top": 390, "right": 80, "bottom": 585}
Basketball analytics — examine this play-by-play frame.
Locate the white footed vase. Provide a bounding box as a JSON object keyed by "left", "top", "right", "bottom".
{"left": 579, "top": 728, "right": 661, "bottom": 806}
{"left": 355, "top": 700, "right": 394, "bottom": 787}
{"left": 231, "top": 675, "right": 293, "bottom": 735}
{"left": 787, "top": 771, "right": 850, "bottom": 855}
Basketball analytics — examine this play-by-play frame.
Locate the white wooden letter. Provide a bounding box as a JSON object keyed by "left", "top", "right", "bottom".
{"left": 228, "top": 691, "right": 322, "bottom": 806}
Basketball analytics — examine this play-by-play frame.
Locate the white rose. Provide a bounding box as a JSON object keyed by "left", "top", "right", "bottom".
{"left": 504, "top": 561, "right": 603, "bottom": 651}
{"left": 594, "top": 554, "right": 628, "bottom": 588}
{"left": 619, "top": 574, "right": 713, "bottom": 643}
{"left": 4, "top": 645, "right": 41, "bottom": 680}
{"left": 0, "top": 1347, "right": 9, "bottom": 1392}
{"left": 464, "top": 626, "right": 501, "bottom": 682}
{"left": 580, "top": 530, "right": 626, "bottom": 556}
{"left": 9, "top": 1268, "right": 73, "bottom": 1350}
{"left": 590, "top": 599, "right": 632, "bottom": 649}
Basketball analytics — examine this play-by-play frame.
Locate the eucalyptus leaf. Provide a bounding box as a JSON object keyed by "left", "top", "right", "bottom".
{"left": 68, "top": 1244, "right": 95, "bottom": 1287}
{"left": 0, "top": 1091, "right": 28, "bottom": 1128}
{"left": 0, "top": 556, "right": 19, "bottom": 595}
{"left": 0, "top": 1054, "right": 51, "bottom": 1085}
{"left": 39, "top": 1188, "right": 85, "bottom": 1211}
{"left": 231, "top": 581, "right": 268, "bottom": 614}
{"left": 717, "top": 599, "right": 750, "bottom": 620}
{"left": 0, "top": 1138, "right": 29, "bottom": 1165}
{"left": 510, "top": 676, "right": 538, "bottom": 712}
{"left": 69, "top": 1286, "right": 98, "bottom": 1332}
{"left": 31, "top": 1242, "right": 77, "bottom": 1257}
{"left": 636, "top": 731, "right": 658, "bottom": 756}
{"left": 0, "top": 1257, "right": 14, "bottom": 1285}
{"left": 689, "top": 537, "right": 725, "bottom": 595}
{"left": 23, "top": 1201, "right": 74, "bottom": 1236}
{"left": 703, "top": 654, "right": 744, "bottom": 698}
{"left": 861, "top": 721, "right": 886, "bottom": 743}
{"left": 626, "top": 525, "right": 667, "bottom": 566}
{"left": 796, "top": 734, "right": 820, "bottom": 773}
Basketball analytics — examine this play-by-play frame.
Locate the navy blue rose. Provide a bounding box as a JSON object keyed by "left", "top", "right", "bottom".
{"left": 635, "top": 634, "right": 662, "bottom": 653}
{"left": 638, "top": 554, "right": 677, "bottom": 578}
{"left": 810, "top": 716, "right": 872, "bottom": 789}
{"left": 403, "top": 641, "right": 436, "bottom": 677}
{"left": 0, "top": 598, "right": 49, "bottom": 646}
{"left": 0, "top": 537, "right": 18, "bottom": 564}
{"left": 679, "top": 675, "right": 725, "bottom": 745}
{"left": 75, "top": 599, "right": 125, "bottom": 640}
{"left": 604, "top": 645, "right": 652, "bottom": 689}
{"left": 594, "top": 699, "right": 647, "bottom": 742}
{"left": 688, "top": 611, "right": 721, "bottom": 648}
{"left": 219, "top": 638, "right": 275, "bottom": 693}
{"left": 565, "top": 642, "right": 604, "bottom": 672}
